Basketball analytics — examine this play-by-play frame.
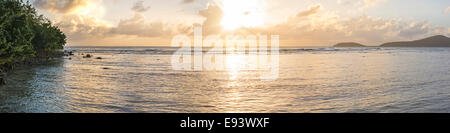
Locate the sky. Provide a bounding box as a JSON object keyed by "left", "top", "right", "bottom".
{"left": 28, "top": 0, "right": 450, "bottom": 46}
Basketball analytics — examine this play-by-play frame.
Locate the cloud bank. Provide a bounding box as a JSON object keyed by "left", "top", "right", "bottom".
{"left": 34, "top": 0, "right": 449, "bottom": 46}
{"left": 131, "top": 0, "right": 151, "bottom": 13}
{"left": 199, "top": 3, "right": 449, "bottom": 46}
{"left": 33, "top": 0, "right": 90, "bottom": 14}
{"left": 46, "top": 0, "right": 174, "bottom": 45}
{"left": 182, "top": 0, "right": 195, "bottom": 4}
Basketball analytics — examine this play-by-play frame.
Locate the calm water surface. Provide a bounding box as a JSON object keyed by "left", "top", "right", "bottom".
{"left": 1, "top": 47, "right": 450, "bottom": 113}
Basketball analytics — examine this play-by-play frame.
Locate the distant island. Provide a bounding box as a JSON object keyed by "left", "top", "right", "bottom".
{"left": 334, "top": 35, "right": 450, "bottom": 47}
{"left": 381, "top": 35, "right": 450, "bottom": 47}
{"left": 334, "top": 42, "right": 366, "bottom": 47}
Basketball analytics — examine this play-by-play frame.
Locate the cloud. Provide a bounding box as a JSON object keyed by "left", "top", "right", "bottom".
{"left": 361, "top": 0, "right": 388, "bottom": 9}
{"left": 337, "top": 0, "right": 353, "bottom": 5}
{"left": 131, "top": 0, "right": 151, "bottom": 13}
{"left": 445, "top": 6, "right": 450, "bottom": 14}
{"left": 398, "top": 22, "right": 430, "bottom": 38}
{"left": 33, "top": 0, "right": 90, "bottom": 14}
{"left": 55, "top": 14, "right": 112, "bottom": 44}
{"left": 114, "top": 1, "right": 170, "bottom": 37}
{"left": 337, "top": 0, "right": 388, "bottom": 10}
{"left": 53, "top": 1, "right": 175, "bottom": 45}
{"left": 198, "top": 5, "right": 223, "bottom": 35}
{"left": 56, "top": 13, "right": 175, "bottom": 45}
{"left": 182, "top": 0, "right": 195, "bottom": 4}
{"left": 110, "top": 13, "right": 169, "bottom": 37}
{"left": 296, "top": 4, "right": 321, "bottom": 17}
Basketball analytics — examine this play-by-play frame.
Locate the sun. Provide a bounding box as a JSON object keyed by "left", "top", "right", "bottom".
{"left": 220, "top": 0, "right": 265, "bottom": 30}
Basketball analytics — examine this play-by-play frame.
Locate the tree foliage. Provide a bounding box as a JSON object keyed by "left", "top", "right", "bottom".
{"left": 0, "top": 0, "right": 66, "bottom": 64}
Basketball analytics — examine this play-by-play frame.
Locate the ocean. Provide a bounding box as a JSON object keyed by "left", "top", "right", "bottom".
{"left": 1, "top": 47, "right": 450, "bottom": 113}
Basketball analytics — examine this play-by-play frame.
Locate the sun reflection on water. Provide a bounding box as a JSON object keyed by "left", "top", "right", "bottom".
{"left": 225, "top": 53, "right": 247, "bottom": 81}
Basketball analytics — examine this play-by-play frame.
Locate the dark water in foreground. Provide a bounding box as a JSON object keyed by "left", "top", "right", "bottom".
{"left": 1, "top": 47, "right": 450, "bottom": 113}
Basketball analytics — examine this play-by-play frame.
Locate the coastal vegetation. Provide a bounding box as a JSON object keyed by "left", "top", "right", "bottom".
{"left": 0, "top": 0, "right": 66, "bottom": 84}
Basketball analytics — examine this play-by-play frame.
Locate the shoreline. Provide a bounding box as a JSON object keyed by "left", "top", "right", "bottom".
{"left": 0, "top": 50, "right": 68, "bottom": 85}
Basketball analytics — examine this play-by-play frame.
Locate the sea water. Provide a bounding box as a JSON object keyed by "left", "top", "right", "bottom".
{"left": 1, "top": 47, "right": 450, "bottom": 113}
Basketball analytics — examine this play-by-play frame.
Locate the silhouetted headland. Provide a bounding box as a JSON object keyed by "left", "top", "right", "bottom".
{"left": 334, "top": 42, "right": 366, "bottom": 47}
{"left": 381, "top": 35, "right": 450, "bottom": 47}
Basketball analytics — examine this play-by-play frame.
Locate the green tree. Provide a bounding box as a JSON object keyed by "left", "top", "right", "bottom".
{"left": 0, "top": 0, "right": 66, "bottom": 64}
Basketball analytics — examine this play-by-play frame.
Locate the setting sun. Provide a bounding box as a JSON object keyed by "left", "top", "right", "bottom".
{"left": 220, "top": 0, "right": 265, "bottom": 30}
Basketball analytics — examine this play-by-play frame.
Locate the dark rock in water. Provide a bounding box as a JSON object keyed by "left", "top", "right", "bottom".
{"left": 96, "top": 57, "right": 102, "bottom": 59}
{"left": 64, "top": 51, "right": 74, "bottom": 56}
{"left": 83, "top": 54, "right": 92, "bottom": 58}
{"left": 68, "top": 58, "right": 72, "bottom": 60}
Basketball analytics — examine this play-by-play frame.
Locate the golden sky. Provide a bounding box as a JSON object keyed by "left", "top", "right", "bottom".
{"left": 30, "top": 0, "right": 450, "bottom": 46}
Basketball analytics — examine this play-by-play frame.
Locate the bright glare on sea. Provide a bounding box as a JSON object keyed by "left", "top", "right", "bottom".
{"left": 1, "top": 47, "right": 450, "bottom": 113}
